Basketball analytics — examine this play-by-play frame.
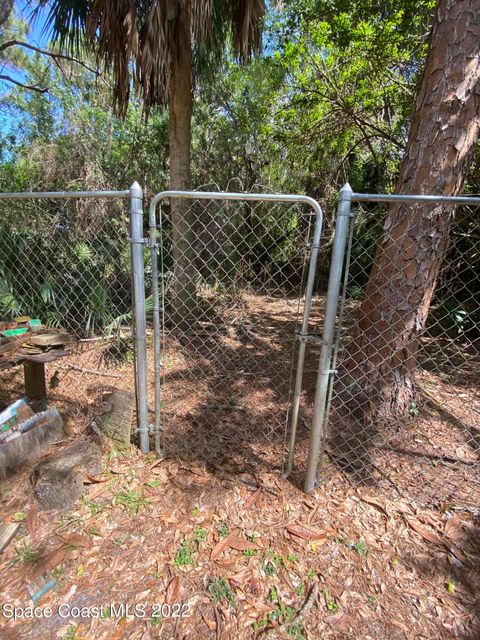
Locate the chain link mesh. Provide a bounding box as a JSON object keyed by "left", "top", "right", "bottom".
{"left": 0, "top": 196, "right": 136, "bottom": 429}
{"left": 320, "top": 201, "right": 480, "bottom": 509}
{"left": 151, "top": 196, "right": 319, "bottom": 474}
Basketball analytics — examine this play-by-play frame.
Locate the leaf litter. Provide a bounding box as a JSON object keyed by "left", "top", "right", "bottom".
{"left": 0, "top": 440, "right": 478, "bottom": 640}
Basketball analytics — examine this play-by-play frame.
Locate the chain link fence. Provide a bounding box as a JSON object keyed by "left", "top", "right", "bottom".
{"left": 148, "top": 191, "right": 323, "bottom": 476}
{"left": 0, "top": 190, "right": 138, "bottom": 435}
{"left": 318, "top": 193, "right": 480, "bottom": 509}
{"left": 1, "top": 184, "right": 478, "bottom": 508}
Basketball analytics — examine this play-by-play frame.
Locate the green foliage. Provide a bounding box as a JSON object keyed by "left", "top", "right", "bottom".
{"left": 114, "top": 489, "right": 150, "bottom": 516}
{"left": 208, "top": 577, "right": 237, "bottom": 607}
{"left": 323, "top": 588, "right": 339, "bottom": 613}
{"left": 174, "top": 539, "right": 195, "bottom": 567}
{"left": 194, "top": 526, "right": 208, "bottom": 543}
{"left": 0, "top": 0, "right": 477, "bottom": 345}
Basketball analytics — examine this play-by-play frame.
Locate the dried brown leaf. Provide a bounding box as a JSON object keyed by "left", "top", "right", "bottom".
{"left": 202, "top": 614, "right": 216, "bottom": 631}
{"left": 211, "top": 532, "right": 251, "bottom": 560}
{"left": 406, "top": 518, "right": 444, "bottom": 545}
{"left": 83, "top": 475, "right": 109, "bottom": 484}
{"left": 226, "top": 534, "right": 251, "bottom": 552}
{"left": 211, "top": 535, "right": 230, "bottom": 561}
{"left": 56, "top": 532, "right": 89, "bottom": 548}
{"left": 165, "top": 576, "right": 180, "bottom": 604}
{"left": 285, "top": 524, "right": 328, "bottom": 541}
{"left": 324, "top": 611, "right": 349, "bottom": 627}
{"left": 26, "top": 504, "right": 37, "bottom": 540}
{"left": 244, "top": 488, "right": 262, "bottom": 509}
{"left": 358, "top": 493, "right": 390, "bottom": 518}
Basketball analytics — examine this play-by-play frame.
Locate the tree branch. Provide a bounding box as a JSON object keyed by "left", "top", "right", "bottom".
{"left": 0, "top": 73, "right": 48, "bottom": 93}
{"left": 0, "top": 39, "right": 98, "bottom": 75}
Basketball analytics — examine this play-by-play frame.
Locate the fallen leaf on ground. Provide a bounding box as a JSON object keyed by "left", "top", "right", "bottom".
{"left": 165, "top": 576, "right": 180, "bottom": 604}
{"left": 26, "top": 504, "right": 37, "bottom": 539}
{"left": 83, "top": 475, "right": 110, "bottom": 484}
{"left": 358, "top": 492, "right": 390, "bottom": 518}
{"left": 211, "top": 532, "right": 251, "bottom": 560}
{"left": 244, "top": 488, "right": 262, "bottom": 508}
{"left": 406, "top": 518, "right": 444, "bottom": 545}
{"left": 285, "top": 524, "right": 328, "bottom": 541}
{"left": 323, "top": 611, "right": 347, "bottom": 627}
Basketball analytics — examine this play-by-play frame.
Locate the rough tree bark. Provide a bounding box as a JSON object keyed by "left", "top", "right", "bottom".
{"left": 348, "top": 0, "right": 480, "bottom": 426}
{"left": 168, "top": 11, "right": 197, "bottom": 330}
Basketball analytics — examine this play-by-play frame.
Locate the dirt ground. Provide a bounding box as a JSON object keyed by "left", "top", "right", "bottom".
{"left": 1, "top": 294, "right": 479, "bottom": 640}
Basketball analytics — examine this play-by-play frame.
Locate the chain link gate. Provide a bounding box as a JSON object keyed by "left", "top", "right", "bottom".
{"left": 146, "top": 190, "right": 323, "bottom": 480}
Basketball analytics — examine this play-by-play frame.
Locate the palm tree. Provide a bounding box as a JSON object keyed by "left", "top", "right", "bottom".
{"left": 34, "top": 0, "right": 265, "bottom": 324}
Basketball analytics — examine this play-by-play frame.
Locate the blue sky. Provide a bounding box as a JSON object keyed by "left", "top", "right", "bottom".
{"left": 1, "top": 2, "right": 50, "bottom": 136}
{"left": 17, "top": 0, "right": 48, "bottom": 46}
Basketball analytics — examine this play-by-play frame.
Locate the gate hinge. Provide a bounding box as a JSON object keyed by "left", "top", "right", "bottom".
{"left": 295, "top": 330, "right": 324, "bottom": 345}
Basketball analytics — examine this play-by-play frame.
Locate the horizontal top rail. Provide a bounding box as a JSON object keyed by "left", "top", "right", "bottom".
{"left": 351, "top": 192, "right": 480, "bottom": 205}
{"left": 150, "top": 189, "right": 323, "bottom": 219}
{"left": 0, "top": 189, "right": 131, "bottom": 200}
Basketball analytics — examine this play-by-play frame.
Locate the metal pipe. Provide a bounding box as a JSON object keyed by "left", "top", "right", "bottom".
{"left": 150, "top": 189, "right": 323, "bottom": 211}
{"left": 316, "top": 206, "right": 356, "bottom": 483}
{"left": 0, "top": 190, "right": 130, "bottom": 200}
{"left": 148, "top": 196, "right": 163, "bottom": 455}
{"left": 304, "top": 183, "right": 353, "bottom": 493}
{"left": 284, "top": 210, "right": 323, "bottom": 478}
{"left": 129, "top": 181, "right": 150, "bottom": 453}
{"left": 351, "top": 192, "right": 480, "bottom": 205}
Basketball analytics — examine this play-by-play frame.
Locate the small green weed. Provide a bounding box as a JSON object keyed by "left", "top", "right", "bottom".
{"left": 208, "top": 577, "right": 236, "bottom": 607}
{"left": 218, "top": 521, "right": 229, "bottom": 537}
{"left": 446, "top": 579, "right": 455, "bottom": 594}
{"left": 60, "top": 626, "right": 78, "bottom": 640}
{"left": 151, "top": 614, "right": 162, "bottom": 627}
{"left": 323, "top": 588, "right": 339, "bottom": 613}
{"left": 174, "top": 539, "right": 194, "bottom": 567}
{"left": 352, "top": 539, "right": 369, "bottom": 556}
{"left": 263, "top": 548, "right": 283, "bottom": 575}
{"left": 115, "top": 489, "right": 150, "bottom": 516}
{"left": 81, "top": 496, "right": 106, "bottom": 516}
{"left": 194, "top": 526, "right": 208, "bottom": 543}
{"left": 243, "top": 548, "right": 257, "bottom": 558}
{"left": 409, "top": 401, "right": 420, "bottom": 418}
{"left": 14, "top": 543, "right": 42, "bottom": 564}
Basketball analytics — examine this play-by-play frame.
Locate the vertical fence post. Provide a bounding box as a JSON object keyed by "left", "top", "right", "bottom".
{"left": 148, "top": 198, "right": 162, "bottom": 455}
{"left": 129, "top": 181, "right": 150, "bottom": 453}
{"left": 304, "top": 183, "right": 352, "bottom": 493}
{"left": 284, "top": 209, "right": 323, "bottom": 478}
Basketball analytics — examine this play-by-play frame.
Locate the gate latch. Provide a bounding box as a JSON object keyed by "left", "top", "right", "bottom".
{"left": 295, "top": 329, "right": 324, "bottom": 345}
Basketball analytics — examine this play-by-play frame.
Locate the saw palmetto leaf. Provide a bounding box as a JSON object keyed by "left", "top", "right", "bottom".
{"left": 33, "top": 0, "right": 265, "bottom": 116}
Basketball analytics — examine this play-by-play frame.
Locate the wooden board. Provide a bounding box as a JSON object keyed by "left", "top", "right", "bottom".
{"left": 0, "top": 522, "right": 20, "bottom": 552}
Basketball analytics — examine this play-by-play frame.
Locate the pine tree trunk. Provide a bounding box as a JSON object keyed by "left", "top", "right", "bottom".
{"left": 168, "top": 13, "right": 196, "bottom": 330}
{"left": 348, "top": 0, "right": 480, "bottom": 426}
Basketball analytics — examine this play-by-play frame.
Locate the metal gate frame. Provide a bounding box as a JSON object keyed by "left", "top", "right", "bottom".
{"left": 307, "top": 184, "right": 480, "bottom": 494}
{"left": 0, "top": 182, "right": 150, "bottom": 452}
{"left": 145, "top": 190, "right": 324, "bottom": 481}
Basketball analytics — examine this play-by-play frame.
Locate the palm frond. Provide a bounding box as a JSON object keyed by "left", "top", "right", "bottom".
{"left": 33, "top": 0, "right": 265, "bottom": 116}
